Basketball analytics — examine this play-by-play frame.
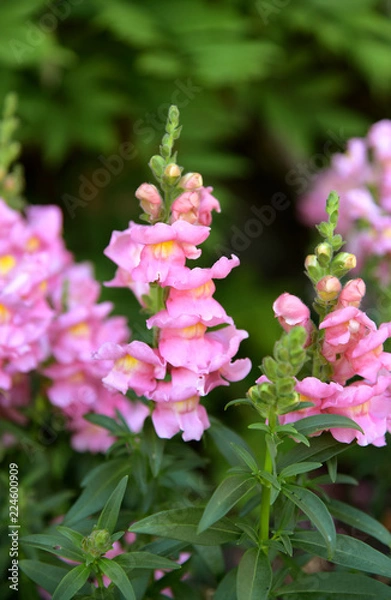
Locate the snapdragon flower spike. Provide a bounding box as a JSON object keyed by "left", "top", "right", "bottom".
{"left": 298, "top": 119, "right": 391, "bottom": 278}
{"left": 98, "top": 106, "right": 251, "bottom": 441}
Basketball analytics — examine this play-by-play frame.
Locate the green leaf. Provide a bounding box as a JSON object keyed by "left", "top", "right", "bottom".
{"left": 327, "top": 455, "right": 338, "bottom": 483}
{"left": 283, "top": 485, "right": 336, "bottom": 558}
{"left": 276, "top": 571, "right": 391, "bottom": 597}
{"left": 208, "top": 417, "right": 254, "bottom": 467}
{"left": 293, "top": 414, "right": 363, "bottom": 436}
{"left": 83, "top": 412, "right": 125, "bottom": 435}
{"left": 52, "top": 564, "right": 90, "bottom": 600}
{"left": 129, "top": 507, "right": 241, "bottom": 546}
{"left": 198, "top": 474, "right": 258, "bottom": 533}
{"left": 98, "top": 558, "right": 136, "bottom": 600}
{"left": 142, "top": 419, "right": 165, "bottom": 478}
{"left": 248, "top": 422, "right": 270, "bottom": 434}
{"left": 97, "top": 475, "right": 128, "bottom": 534}
{"left": 237, "top": 548, "right": 272, "bottom": 600}
{"left": 292, "top": 530, "right": 391, "bottom": 577}
{"left": 229, "top": 442, "right": 259, "bottom": 472}
{"left": 328, "top": 499, "right": 391, "bottom": 548}
{"left": 64, "top": 459, "right": 129, "bottom": 526}
{"left": 277, "top": 433, "right": 350, "bottom": 470}
{"left": 310, "top": 474, "right": 358, "bottom": 486}
{"left": 56, "top": 526, "right": 84, "bottom": 546}
{"left": 19, "top": 560, "right": 71, "bottom": 595}
{"left": 279, "top": 462, "right": 322, "bottom": 479}
{"left": 214, "top": 568, "right": 238, "bottom": 600}
{"left": 115, "top": 551, "right": 181, "bottom": 572}
{"left": 20, "top": 533, "right": 84, "bottom": 562}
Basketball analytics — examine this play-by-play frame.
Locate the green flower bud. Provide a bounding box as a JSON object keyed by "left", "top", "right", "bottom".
{"left": 315, "top": 242, "right": 332, "bottom": 267}
{"left": 82, "top": 529, "right": 112, "bottom": 558}
{"left": 149, "top": 155, "right": 166, "bottom": 178}
{"left": 330, "top": 252, "right": 357, "bottom": 277}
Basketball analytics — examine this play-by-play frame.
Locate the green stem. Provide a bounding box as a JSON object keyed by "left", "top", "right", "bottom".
{"left": 259, "top": 410, "right": 277, "bottom": 548}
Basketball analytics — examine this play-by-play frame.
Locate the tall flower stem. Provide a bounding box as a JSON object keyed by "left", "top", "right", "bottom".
{"left": 259, "top": 409, "right": 277, "bottom": 549}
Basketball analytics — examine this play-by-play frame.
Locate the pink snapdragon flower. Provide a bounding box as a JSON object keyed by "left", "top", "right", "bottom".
{"left": 170, "top": 184, "right": 221, "bottom": 226}
{"left": 129, "top": 220, "right": 210, "bottom": 285}
{"left": 323, "top": 376, "right": 391, "bottom": 447}
{"left": 95, "top": 341, "right": 166, "bottom": 395}
{"left": 272, "top": 293, "right": 313, "bottom": 343}
{"left": 136, "top": 183, "right": 163, "bottom": 220}
{"left": 337, "top": 278, "right": 366, "bottom": 308}
{"left": 152, "top": 395, "right": 210, "bottom": 441}
{"left": 319, "top": 306, "right": 376, "bottom": 362}
{"left": 103, "top": 222, "right": 150, "bottom": 304}
{"left": 277, "top": 377, "right": 343, "bottom": 427}
{"left": 298, "top": 119, "right": 391, "bottom": 278}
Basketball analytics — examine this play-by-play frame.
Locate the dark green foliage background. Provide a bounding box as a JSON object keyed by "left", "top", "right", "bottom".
{"left": 2, "top": 0, "right": 391, "bottom": 538}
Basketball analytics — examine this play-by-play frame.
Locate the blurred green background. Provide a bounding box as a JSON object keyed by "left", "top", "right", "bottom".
{"left": 2, "top": 0, "right": 391, "bottom": 430}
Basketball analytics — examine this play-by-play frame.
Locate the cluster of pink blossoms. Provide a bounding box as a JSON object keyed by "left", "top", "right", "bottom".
{"left": 267, "top": 281, "right": 391, "bottom": 447}
{"left": 97, "top": 174, "right": 251, "bottom": 441}
{"left": 299, "top": 120, "right": 391, "bottom": 279}
{"left": 0, "top": 199, "right": 149, "bottom": 452}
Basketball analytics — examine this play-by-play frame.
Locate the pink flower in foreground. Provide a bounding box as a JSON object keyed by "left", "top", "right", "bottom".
{"left": 323, "top": 376, "right": 391, "bottom": 447}
{"left": 130, "top": 220, "right": 210, "bottom": 285}
{"left": 136, "top": 183, "right": 163, "bottom": 220}
{"left": 337, "top": 278, "right": 366, "bottom": 308}
{"left": 152, "top": 395, "right": 210, "bottom": 441}
{"left": 273, "top": 293, "right": 313, "bottom": 342}
{"left": 278, "top": 377, "right": 343, "bottom": 427}
{"left": 95, "top": 341, "right": 166, "bottom": 395}
{"left": 319, "top": 306, "right": 376, "bottom": 362}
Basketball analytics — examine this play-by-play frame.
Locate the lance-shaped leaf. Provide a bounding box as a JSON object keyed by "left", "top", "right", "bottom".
{"left": 279, "top": 461, "right": 322, "bottom": 479}
{"left": 277, "top": 433, "right": 349, "bottom": 470}
{"left": 214, "top": 568, "right": 238, "bottom": 600}
{"left": 98, "top": 558, "right": 136, "bottom": 600}
{"left": 198, "top": 473, "right": 258, "bottom": 533}
{"left": 129, "top": 507, "right": 241, "bottom": 546}
{"left": 19, "top": 561, "right": 71, "bottom": 595}
{"left": 328, "top": 498, "right": 391, "bottom": 548}
{"left": 237, "top": 548, "right": 272, "bottom": 600}
{"left": 208, "top": 417, "right": 254, "bottom": 466}
{"left": 283, "top": 484, "right": 336, "bottom": 558}
{"left": 292, "top": 530, "right": 391, "bottom": 577}
{"left": 115, "top": 551, "right": 181, "bottom": 572}
{"left": 293, "top": 414, "right": 362, "bottom": 437}
{"left": 20, "top": 533, "right": 84, "bottom": 562}
{"left": 64, "top": 459, "right": 129, "bottom": 526}
{"left": 52, "top": 564, "right": 90, "bottom": 600}
{"left": 97, "top": 475, "right": 128, "bottom": 534}
{"left": 276, "top": 571, "right": 391, "bottom": 597}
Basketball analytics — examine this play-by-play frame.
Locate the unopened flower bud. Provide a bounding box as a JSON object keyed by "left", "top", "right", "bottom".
{"left": 315, "top": 242, "right": 332, "bottom": 267}
{"left": 304, "top": 254, "right": 318, "bottom": 269}
{"left": 179, "top": 172, "right": 203, "bottom": 190}
{"left": 82, "top": 528, "right": 112, "bottom": 557}
{"left": 149, "top": 155, "right": 165, "bottom": 177}
{"left": 316, "top": 275, "right": 341, "bottom": 302}
{"left": 164, "top": 163, "right": 181, "bottom": 180}
{"left": 338, "top": 278, "right": 366, "bottom": 308}
{"left": 135, "top": 183, "right": 162, "bottom": 220}
{"left": 331, "top": 252, "right": 357, "bottom": 276}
